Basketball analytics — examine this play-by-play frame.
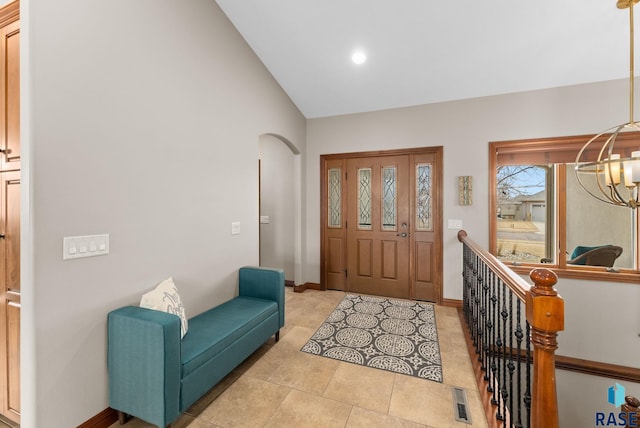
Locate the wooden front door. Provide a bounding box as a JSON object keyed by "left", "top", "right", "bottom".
{"left": 321, "top": 147, "right": 442, "bottom": 303}
{"left": 346, "top": 155, "right": 410, "bottom": 299}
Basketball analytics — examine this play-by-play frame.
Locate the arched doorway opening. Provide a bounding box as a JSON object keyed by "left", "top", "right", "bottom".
{"left": 258, "top": 133, "right": 302, "bottom": 286}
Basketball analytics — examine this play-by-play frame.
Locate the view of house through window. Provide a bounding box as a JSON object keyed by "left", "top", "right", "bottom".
{"left": 496, "top": 165, "right": 551, "bottom": 264}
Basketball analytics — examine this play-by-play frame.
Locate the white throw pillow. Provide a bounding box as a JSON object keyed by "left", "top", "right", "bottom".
{"left": 140, "top": 277, "right": 188, "bottom": 339}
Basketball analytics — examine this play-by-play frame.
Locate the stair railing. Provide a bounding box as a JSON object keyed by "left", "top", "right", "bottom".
{"left": 458, "top": 230, "right": 564, "bottom": 428}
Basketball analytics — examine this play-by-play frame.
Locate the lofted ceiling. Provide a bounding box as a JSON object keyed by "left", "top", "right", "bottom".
{"left": 216, "top": 0, "right": 637, "bottom": 119}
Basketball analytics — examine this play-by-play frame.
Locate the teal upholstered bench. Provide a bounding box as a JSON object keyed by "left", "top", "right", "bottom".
{"left": 107, "top": 266, "right": 285, "bottom": 427}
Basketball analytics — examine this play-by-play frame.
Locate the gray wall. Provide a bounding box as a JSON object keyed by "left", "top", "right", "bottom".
{"left": 23, "top": 1, "right": 306, "bottom": 426}
{"left": 259, "top": 134, "right": 296, "bottom": 280}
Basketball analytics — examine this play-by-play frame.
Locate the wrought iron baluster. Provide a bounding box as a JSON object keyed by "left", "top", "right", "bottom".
{"left": 514, "top": 299, "right": 524, "bottom": 428}
{"left": 492, "top": 278, "right": 500, "bottom": 421}
{"left": 525, "top": 321, "right": 532, "bottom": 428}
{"left": 476, "top": 262, "right": 485, "bottom": 366}
{"left": 495, "top": 278, "right": 504, "bottom": 422}
{"left": 484, "top": 268, "right": 493, "bottom": 382}
{"left": 507, "top": 289, "right": 516, "bottom": 427}
{"left": 462, "top": 244, "right": 471, "bottom": 329}
{"left": 471, "top": 253, "right": 480, "bottom": 350}
{"left": 481, "top": 265, "right": 491, "bottom": 373}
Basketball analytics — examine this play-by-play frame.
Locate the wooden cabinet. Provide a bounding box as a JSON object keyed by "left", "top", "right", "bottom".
{"left": 0, "top": 1, "right": 19, "bottom": 424}
{"left": 0, "top": 171, "right": 19, "bottom": 424}
{"left": 0, "top": 13, "right": 19, "bottom": 172}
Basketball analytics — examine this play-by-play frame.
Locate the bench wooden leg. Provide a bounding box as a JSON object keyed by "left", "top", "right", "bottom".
{"left": 117, "top": 411, "right": 131, "bottom": 425}
{"left": 275, "top": 330, "right": 280, "bottom": 342}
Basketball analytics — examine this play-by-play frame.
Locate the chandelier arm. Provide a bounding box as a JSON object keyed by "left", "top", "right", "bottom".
{"left": 576, "top": 176, "right": 625, "bottom": 206}
{"left": 605, "top": 130, "right": 629, "bottom": 204}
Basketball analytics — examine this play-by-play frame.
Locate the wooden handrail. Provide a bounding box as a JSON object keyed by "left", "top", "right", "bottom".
{"left": 457, "top": 229, "right": 530, "bottom": 302}
{"left": 458, "top": 229, "right": 564, "bottom": 428}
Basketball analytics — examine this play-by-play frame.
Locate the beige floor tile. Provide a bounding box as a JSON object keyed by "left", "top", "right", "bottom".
{"left": 198, "top": 376, "right": 291, "bottom": 428}
{"left": 185, "top": 369, "right": 244, "bottom": 416}
{"left": 440, "top": 349, "right": 478, "bottom": 390}
{"left": 389, "top": 376, "right": 469, "bottom": 427}
{"left": 346, "top": 406, "right": 428, "bottom": 427}
{"left": 181, "top": 419, "right": 221, "bottom": 428}
{"left": 463, "top": 388, "right": 489, "bottom": 428}
{"left": 244, "top": 325, "right": 318, "bottom": 381}
{"left": 265, "top": 348, "right": 340, "bottom": 394}
{"left": 278, "top": 324, "right": 319, "bottom": 350}
{"left": 323, "top": 362, "right": 395, "bottom": 412}
{"left": 264, "top": 388, "right": 352, "bottom": 428}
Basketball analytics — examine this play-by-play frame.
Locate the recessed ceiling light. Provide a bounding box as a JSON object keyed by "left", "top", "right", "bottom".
{"left": 351, "top": 51, "right": 366, "bottom": 65}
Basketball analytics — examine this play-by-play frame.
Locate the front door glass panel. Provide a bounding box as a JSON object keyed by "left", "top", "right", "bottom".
{"left": 358, "top": 168, "right": 372, "bottom": 230}
{"left": 416, "top": 163, "right": 433, "bottom": 231}
{"left": 382, "top": 166, "right": 397, "bottom": 231}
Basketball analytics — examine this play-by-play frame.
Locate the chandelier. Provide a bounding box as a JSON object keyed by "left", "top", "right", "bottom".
{"left": 575, "top": 0, "right": 640, "bottom": 209}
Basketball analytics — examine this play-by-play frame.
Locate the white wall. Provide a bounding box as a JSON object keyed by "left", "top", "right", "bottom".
{"left": 24, "top": 1, "right": 306, "bottom": 426}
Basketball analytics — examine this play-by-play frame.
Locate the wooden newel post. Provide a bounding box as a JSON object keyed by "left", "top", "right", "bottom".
{"left": 622, "top": 396, "right": 640, "bottom": 428}
{"left": 526, "top": 268, "right": 564, "bottom": 428}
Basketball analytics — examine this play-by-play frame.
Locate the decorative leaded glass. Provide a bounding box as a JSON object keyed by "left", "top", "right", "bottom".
{"left": 328, "top": 168, "right": 341, "bottom": 227}
{"left": 416, "top": 163, "right": 432, "bottom": 231}
{"left": 358, "top": 168, "right": 372, "bottom": 229}
{"left": 382, "top": 167, "right": 397, "bottom": 230}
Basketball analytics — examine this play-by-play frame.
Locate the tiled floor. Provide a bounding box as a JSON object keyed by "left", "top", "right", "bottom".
{"left": 111, "top": 288, "right": 488, "bottom": 428}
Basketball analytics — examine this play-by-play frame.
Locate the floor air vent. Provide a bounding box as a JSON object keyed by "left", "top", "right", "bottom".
{"left": 452, "top": 387, "right": 472, "bottom": 423}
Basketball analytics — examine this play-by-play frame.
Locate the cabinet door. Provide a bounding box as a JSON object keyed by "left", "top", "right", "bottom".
{"left": 0, "top": 170, "right": 19, "bottom": 424}
{"left": 0, "top": 19, "right": 19, "bottom": 172}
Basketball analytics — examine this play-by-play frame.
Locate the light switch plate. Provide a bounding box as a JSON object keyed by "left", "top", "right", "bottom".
{"left": 63, "top": 234, "right": 109, "bottom": 260}
{"left": 231, "top": 222, "right": 241, "bottom": 235}
{"left": 447, "top": 219, "right": 463, "bottom": 230}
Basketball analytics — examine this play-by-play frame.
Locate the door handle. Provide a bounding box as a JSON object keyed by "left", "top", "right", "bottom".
{"left": 0, "top": 234, "right": 4, "bottom": 239}
{"left": 397, "top": 232, "right": 409, "bottom": 238}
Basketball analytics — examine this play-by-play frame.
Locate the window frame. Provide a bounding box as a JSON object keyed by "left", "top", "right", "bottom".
{"left": 489, "top": 134, "right": 640, "bottom": 284}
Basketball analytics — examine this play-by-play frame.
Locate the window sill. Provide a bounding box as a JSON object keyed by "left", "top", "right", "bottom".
{"left": 506, "top": 263, "right": 640, "bottom": 284}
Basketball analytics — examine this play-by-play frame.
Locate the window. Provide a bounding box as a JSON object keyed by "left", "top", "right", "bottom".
{"left": 496, "top": 165, "right": 552, "bottom": 264}
{"left": 490, "top": 134, "right": 640, "bottom": 282}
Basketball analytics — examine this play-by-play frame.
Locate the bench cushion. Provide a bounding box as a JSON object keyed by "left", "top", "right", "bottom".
{"left": 180, "top": 296, "right": 278, "bottom": 377}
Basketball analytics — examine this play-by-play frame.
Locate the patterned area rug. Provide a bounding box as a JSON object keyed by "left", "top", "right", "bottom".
{"left": 301, "top": 294, "right": 443, "bottom": 382}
